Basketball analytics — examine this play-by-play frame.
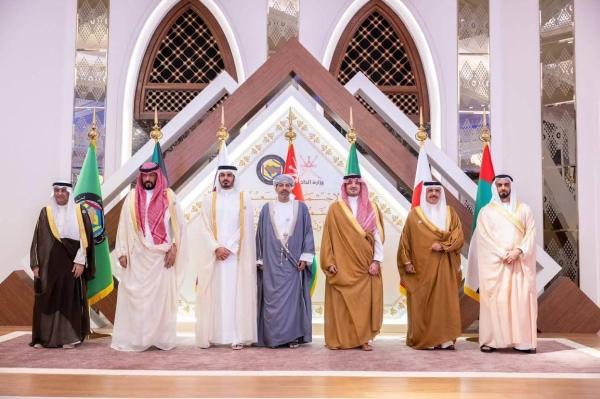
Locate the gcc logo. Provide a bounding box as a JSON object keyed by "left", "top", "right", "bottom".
{"left": 256, "top": 155, "right": 285, "bottom": 185}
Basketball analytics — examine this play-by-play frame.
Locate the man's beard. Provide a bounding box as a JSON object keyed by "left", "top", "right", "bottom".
{"left": 278, "top": 190, "right": 290, "bottom": 200}
{"left": 499, "top": 191, "right": 510, "bottom": 199}
{"left": 144, "top": 181, "right": 156, "bottom": 190}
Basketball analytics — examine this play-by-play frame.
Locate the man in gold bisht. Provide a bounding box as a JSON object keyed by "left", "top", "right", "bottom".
{"left": 398, "top": 181, "right": 463, "bottom": 350}
{"left": 477, "top": 174, "right": 537, "bottom": 354}
{"left": 320, "top": 141, "right": 384, "bottom": 351}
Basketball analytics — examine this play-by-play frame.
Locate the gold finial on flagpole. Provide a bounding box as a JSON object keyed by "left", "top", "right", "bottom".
{"left": 347, "top": 107, "right": 357, "bottom": 144}
{"left": 480, "top": 105, "right": 491, "bottom": 143}
{"left": 150, "top": 107, "right": 163, "bottom": 142}
{"left": 216, "top": 106, "right": 229, "bottom": 142}
{"left": 87, "top": 108, "right": 99, "bottom": 141}
{"left": 284, "top": 107, "right": 297, "bottom": 142}
{"left": 415, "top": 107, "right": 427, "bottom": 144}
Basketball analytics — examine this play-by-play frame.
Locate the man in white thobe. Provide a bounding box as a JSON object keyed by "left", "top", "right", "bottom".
{"left": 196, "top": 154, "right": 257, "bottom": 349}
{"left": 111, "top": 162, "right": 188, "bottom": 351}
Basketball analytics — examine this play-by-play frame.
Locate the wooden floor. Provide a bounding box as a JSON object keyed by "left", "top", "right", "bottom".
{"left": 1, "top": 327, "right": 599, "bottom": 398}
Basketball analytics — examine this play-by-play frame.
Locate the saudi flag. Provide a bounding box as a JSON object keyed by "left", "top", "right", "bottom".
{"left": 74, "top": 140, "right": 114, "bottom": 305}
{"left": 464, "top": 143, "right": 495, "bottom": 301}
{"left": 345, "top": 142, "right": 361, "bottom": 176}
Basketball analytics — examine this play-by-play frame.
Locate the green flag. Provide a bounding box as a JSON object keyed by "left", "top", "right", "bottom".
{"left": 345, "top": 142, "right": 361, "bottom": 177}
{"left": 74, "top": 140, "right": 114, "bottom": 305}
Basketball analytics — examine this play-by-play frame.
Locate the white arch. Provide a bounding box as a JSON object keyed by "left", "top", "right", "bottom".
{"left": 119, "top": 0, "right": 245, "bottom": 167}
{"left": 321, "top": 0, "right": 442, "bottom": 148}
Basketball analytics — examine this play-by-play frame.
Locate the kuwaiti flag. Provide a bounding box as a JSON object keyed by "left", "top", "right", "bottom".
{"left": 399, "top": 144, "right": 432, "bottom": 296}
{"left": 152, "top": 141, "right": 169, "bottom": 186}
{"left": 283, "top": 142, "right": 318, "bottom": 296}
{"left": 464, "top": 143, "right": 495, "bottom": 301}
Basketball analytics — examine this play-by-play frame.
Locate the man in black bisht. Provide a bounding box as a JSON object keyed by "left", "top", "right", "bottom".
{"left": 30, "top": 181, "right": 96, "bottom": 349}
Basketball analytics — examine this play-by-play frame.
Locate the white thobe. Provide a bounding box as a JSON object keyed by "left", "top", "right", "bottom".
{"left": 211, "top": 188, "right": 242, "bottom": 344}
{"left": 111, "top": 189, "right": 187, "bottom": 352}
{"left": 257, "top": 200, "right": 313, "bottom": 264}
{"left": 55, "top": 205, "right": 85, "bottom": 264}
{"left": 347, "top": 197, "right": 384, "bottom": 262}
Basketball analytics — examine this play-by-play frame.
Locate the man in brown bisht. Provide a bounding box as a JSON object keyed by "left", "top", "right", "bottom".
{"left": 398, "top": 181, "right": 463, "bottom": 350}
{"left": 320, "top": 141, "right": 384, "bottom": 351}
{"left": 30, "top": 181, "right": 96, "bottom": 349}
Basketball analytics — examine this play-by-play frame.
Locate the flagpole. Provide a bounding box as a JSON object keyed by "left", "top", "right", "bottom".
{"left": 480, "top": 105, "right": 491, "bottom": 144}
{"left": 150, "top": 107, "right": 163, "bottom": 143}
{"left": 285, "top": 107, "right": 297, "bottom": 143}
{"left": 415, "top": 107, "right": 427, "bottom": 147}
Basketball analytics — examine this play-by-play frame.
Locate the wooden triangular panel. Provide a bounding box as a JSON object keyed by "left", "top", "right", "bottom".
{"left": 105, "top": 39, "right": 473, "bottom": 248}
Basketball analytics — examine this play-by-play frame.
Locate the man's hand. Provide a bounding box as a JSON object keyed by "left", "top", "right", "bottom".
{"left": 328, "top": 264, "right": 338, "bottom": 274}
{"left": 32, "top": 267, "right": 39, "bottom": 279}
{"left": 504, "top": 249, "right": 522, "bottom": 264}
{"left": 404, "top": 263, "right": 416, "bottom": 274}
{"left": 165, "top": 245, "right": 177, "bottom": 269}
{"left": 215, "top": 247, "right": 231, "bottom": 261}
{"left": 257, "top": 263, "right": 264, "bottom": 271}
{"left": 430, "top": 242, "right": 443, "bottom": 252}
{"left": 368, "top": 261, "right": 380, "bottom": 276}
{"left": 119, "top": 256, "right": 127, "bottom": 268}
{"left": 297, "top": 260, "right": 307, "bottom": 271}
{"left": 72, "top": 263, "right": 84, "bottom": 278}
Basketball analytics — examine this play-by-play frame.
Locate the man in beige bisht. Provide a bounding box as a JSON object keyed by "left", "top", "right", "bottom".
{"left": 111, "top": 162, "right": 188, "bottom": 351}
{"left": 477, "top": 174, "right": 537, "bottom": 354}
{"left": 195, "top": 142, "right": 257, "bottom": 349}
{"left": 397, "top": 182, "right": 463, "bottom": 350}
{"left": 320, "top": 148, "right": 384, "bottom": 351}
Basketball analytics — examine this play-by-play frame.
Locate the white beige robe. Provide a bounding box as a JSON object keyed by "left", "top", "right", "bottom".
{"left": 476, "top": 202, "right": 537, "bottom": 349}
{"left": 195, "top": 190, "right": 257, "bottom": 347}
{"left": 111, "top": 189, "right": 188, "bottom": 351}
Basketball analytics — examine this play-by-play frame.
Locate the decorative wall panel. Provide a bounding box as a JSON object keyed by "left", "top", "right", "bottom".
{"left": 71, "top": 0, "right": 109, "bottom": 183}
{"left": 540, "top": 0, "right": 579, "bottom": 285}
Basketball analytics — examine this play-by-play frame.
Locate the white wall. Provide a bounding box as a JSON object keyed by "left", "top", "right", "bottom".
{"left": 0, "top": 0, "right": 76, "bottom": 283}
{"left": 489, "top": 0, "right": 543, "bottom": 245}
{"left": 574, "top": 0, "right": 600, "bottom": 305}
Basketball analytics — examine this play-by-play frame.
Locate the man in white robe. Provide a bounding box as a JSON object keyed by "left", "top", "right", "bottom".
{"left": 111, "top": 162, "right": 188, "bottom": 351}
{"left": 477, "top": 175, "right": 537, "bottom": 354}
{"left": 196, "top": 151, "right": 257, "bottom": 349}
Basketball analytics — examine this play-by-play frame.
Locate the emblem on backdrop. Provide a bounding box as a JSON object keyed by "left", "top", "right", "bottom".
{"left": 256, "top": 154, "right": 285, "bottom": 185}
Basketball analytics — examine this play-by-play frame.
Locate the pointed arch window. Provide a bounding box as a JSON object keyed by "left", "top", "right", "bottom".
{"left": 330, "top": 0, "right": 429, "bottom": 124}
{"left": 134, "top": 0, "right": 237, "bottom": 121}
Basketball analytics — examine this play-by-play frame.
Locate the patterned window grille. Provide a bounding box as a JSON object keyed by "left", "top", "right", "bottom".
{"left": 330, "top": 0, "right": 429, "bottom": 124}
{"left": 539, "top": 0, "right": 579, "bottom": 285}
{"left": 268, "top": 0, "right": 299, "bottom": 58}
{"left": 132, "top": 0, "right": 238, "bottom": 155}
{"left": 72, "top": 0, "right": 110, "bottom": 183}
{"left": 458, "top": 0, "right": 490, "bottom": 175}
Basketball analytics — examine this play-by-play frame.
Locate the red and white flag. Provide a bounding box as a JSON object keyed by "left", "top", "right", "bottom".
{"left": 283, "top": 142, "right": 304, "bottom": 201}
{"left": 411, "top": 145, "right": 432, "bottom": 208}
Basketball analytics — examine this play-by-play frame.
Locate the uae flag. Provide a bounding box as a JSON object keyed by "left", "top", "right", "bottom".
{"left": 283, "top": 142, "right": 318, "bottom": 296}
{"left": 399, "top": 144, "right": 433, "bottom": 296}
{"left": 73, "top": 139, "right": 114, "bottom": 305}
{"left": 464, "top": 143, "right": 495, "bottom": 301}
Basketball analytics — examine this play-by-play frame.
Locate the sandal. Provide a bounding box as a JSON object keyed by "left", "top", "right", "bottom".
{"left": 513, "top": 347, "right": 536, "bottom": 354}
{"left": 231, "top": 343, "right": 244, "bottom": 350}
{"left": 435, "top": 344, "right": 455, "bottom": 350}
{"left": 287, "top": 340, "right": 300, "bottom": 349}
{"left": 480, "top": 345, "right": 497, "bottom": 353}
{"left": 361, "top": 343, "right": 373, "bottom": 351}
